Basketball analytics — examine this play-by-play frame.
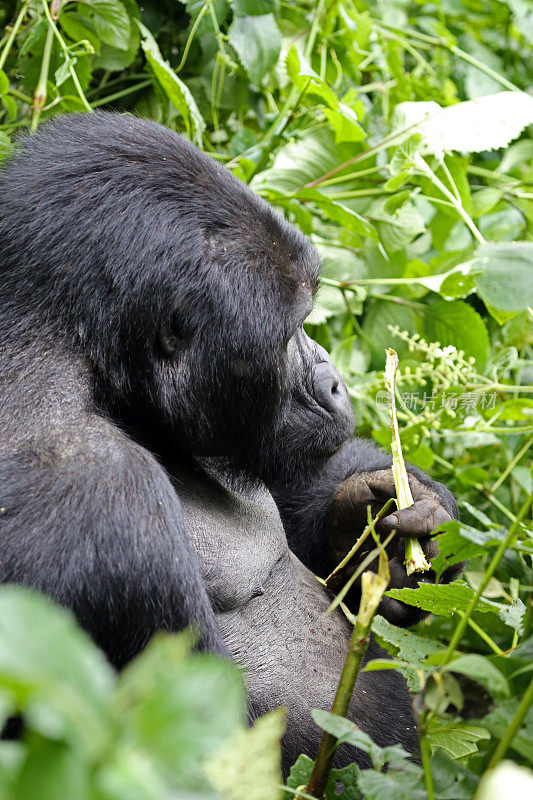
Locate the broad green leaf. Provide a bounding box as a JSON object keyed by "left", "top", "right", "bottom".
{"left": 12, "top": 738, "right": 89, "bottom": 800}
{"left": 439, "top": 271, "right": 477, "bottom": 299}
{"left": 370, "top": 615, "right": 445, "bottom": 691}
{"left": 472, "top": 187, "right": 503, "bottom": 217}
{"left": 430, "top": 521, "right": 505, "bottom": 582}
{"left": 228, "top": 14, "right": 281, "bottom": 84}
{"left": 483, "top": 699, "right": 533, "bottom": 762}
{"left": 0, "top": 587, "right": 113, "bottom": 757}
{"left": 59, "top": 12, "right": 101, "bottom": 52}
{"left": 253, "top": 129, "right": 358, "bottom": 195}
{"left": 427, "top": 718, "right": 490, "bottom": 760}
{"left": 430, "top": 750, "right": 479, "bottom": 799}
{"left": 366, "top": 198, "right": 425, "bottom": 253}
{"left": 204, "top": 709, "right": 284, "bottom": 800}
{"left": 324, "top": 107, "right": 365, "bottom": 143}
{"left": 392, "top": 92, "right": 533, "bottom": 157}
{"left": 475, "top": 242, "right": 533, "bottom": 312}
{"left": 445, "top": 654, "right": 510, "bottom": 698}
{"left": 78, "top": 0, "right": 131, "bottom": 51}
{"left": 311, "top": 710, "right": 411, "bottom": 769}
{"left": 0, "top": 70, "right": 9, "bottom": 95}
{"left": 230, "top": 0, "right": 278, "bottom": 14}
{"left": 93, "top": 0, "right": 140, "bottom": 71}
{"left": 357, "top": 759, "right": 424, "bottom": 800}
{"left": 496, "top": 598, "right": 526, "bottom": 634}
{"left": 481, "top": 398, "right": 533, "bottom": 422}
{"left": 286, "top": 754, "right": 362, "bottom": 800}
{"left": 116, "top": 633, "right": 245, "bottom": 790}
{"left": 137, "top": 21, "right": 205, "bottom": 146}
{"left": 386, "top": 581, "right": 519, "bottom": 622}
{"left": 286, "top": 46, "right": 338, "bottom": 110}
{"left": 424, "top": 299, "right": 490, "bottom": 368}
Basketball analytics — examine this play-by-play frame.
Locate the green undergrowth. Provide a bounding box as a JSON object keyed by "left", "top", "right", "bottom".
{"left": 0, "top": 0, "right": 532, "bottom": 798}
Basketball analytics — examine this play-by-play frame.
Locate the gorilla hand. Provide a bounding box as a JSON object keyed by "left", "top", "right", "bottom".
{"left": 327, "top": 469, "right": 459, "bottom": 626}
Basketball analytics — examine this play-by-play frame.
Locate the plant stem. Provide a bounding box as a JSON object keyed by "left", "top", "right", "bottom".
{"left": 458, "top": 610, "right": 504, "bottom": 655}
{"left": 385, "top": 348, "right": 430, "bottom": 575}
{"left": 487, "top": 673, "right": 533, "bottom": 768}
{"left": 306, "top": 569, "right": 389, "bottom": 798}
{"left": 372, "top": 20, "right": 520, "bottom": 92}
{"left": 31, "top": 25, "right": 53, "bottom": 130}
{"left": 91, "top": 79, "right": 152, "bottom": 108}
{"left": 413, "top": 153, "right": 485, "bottom": 244}
{"left": 443, "top": 493, "right": 533, "bottom": 665}
{"left": 0, "top": 1, "right": 28, "bottom": 71}
{"left": 418, "top": 711, "right": 435, "bottom": 800}
{"left": 489, "top": 435, "right": 533, "bottom": 494}
{"left": 325, "top": 497, "right": 395, "bottom": 589}
{"left": 41, "top": 0, "right": 92, "bottom": 112}
{"left": 176, "top": 2, "right": 208, "bottom": 73}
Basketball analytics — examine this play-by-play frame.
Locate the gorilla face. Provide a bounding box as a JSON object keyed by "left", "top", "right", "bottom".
{"left": 0, "top": 110, "right": 354, "bottom": 475}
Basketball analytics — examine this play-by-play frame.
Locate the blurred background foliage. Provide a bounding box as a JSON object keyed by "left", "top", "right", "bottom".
{"left": 0, "top": 0, "right": 532, "bottom": 798}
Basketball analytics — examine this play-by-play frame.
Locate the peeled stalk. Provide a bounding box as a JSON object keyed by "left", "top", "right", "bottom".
{"left": 384, "top": 348, "right": 430, "bottom": 576}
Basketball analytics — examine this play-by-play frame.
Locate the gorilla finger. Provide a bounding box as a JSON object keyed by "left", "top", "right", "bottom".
{"left": 379, "top": 498, "right": 452, "bottom": 537}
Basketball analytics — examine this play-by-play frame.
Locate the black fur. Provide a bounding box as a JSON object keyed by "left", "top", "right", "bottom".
{"left": 0, "top": 112, "right": 457, "bottom": 765}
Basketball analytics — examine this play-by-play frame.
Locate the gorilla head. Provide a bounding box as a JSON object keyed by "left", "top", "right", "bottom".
{"left": 0, "top": 112, "right": 354, "bottom": 479}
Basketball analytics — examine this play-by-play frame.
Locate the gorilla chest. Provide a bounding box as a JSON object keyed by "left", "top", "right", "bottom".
{"left": 170, "top": 467, "right": 289, "bottom": 612}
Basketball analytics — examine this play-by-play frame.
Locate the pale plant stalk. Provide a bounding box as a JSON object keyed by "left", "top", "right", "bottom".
{"left": 384, "top": 348, "right": 430, "bottom": 575}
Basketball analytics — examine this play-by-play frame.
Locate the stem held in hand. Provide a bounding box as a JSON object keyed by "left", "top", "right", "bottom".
{"left": 384, "top": 348, "right": 430, "bottom": 576}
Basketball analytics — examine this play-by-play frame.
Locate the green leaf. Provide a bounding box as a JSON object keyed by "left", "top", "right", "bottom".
{"left": 2, "top": 94, "right": 17, "bottom": 123}
{"left": 285, "top": 46, "right": 338, "bottom": 110}
{"left": 0, "top": 132, "right": 14, "bottom": 161}
{"left": 204, "top": 709, "right": 284, "bottom": 800}
{"left": 0, "top": 587, "right": 114, "bottom": 757}
{"left": 12, "top": 738, "right": 89, "bottom": 800}
{"left": 60, "top": 12, "right": 101, "bottom": 51}
{"left": 439, "top": 271, "right": 477, "bottom": 299}
{"left": 116, "top": 633, "right": 245, "bottom": 790}
{"left": 324, "top": 107, "right": 365, "bottom": 143}
{"left": 370, "top": 615, "right": 445, "bottom": 691}
{"left": 79, "top": 0, "right": 131, "bottom": 51}
{"left": 286, "top": 755, "right": 362, "bottom": 800}
{"left": 430, "top": 521, "right": 505, "bottom": 582}
{"left": 427, "top": 718, "right": 490, "bottom": 760}
{"left": 424, "top": 299, "right": 490, "bottom": 369}
{"left": 366, "top": 198, "right": 425, "bottom": 253}
{"left": 392, "top": 92, "right": 533, "bottom": 157}
{"left": 230, "top": 0, "right": 278, "bottom": 15}
{"left": 475, "top": 242, "right": 533, "bottom": 312}
{"left": 93, "top": 0, "right": 140, "bottom": 71}
{"left": 228, "top": 14, "right": 281, "bottom": 84}
{"left": 137, "top": 21, "right": 205, "bottom": 146}
{"left": 445, "top": 654, "right": 510, "bottom": 698}
{"left": 386, "top": 581, "right": 516, "bottom": 620}
{"left": 0, "top": 70, "right": 9, "bottom": 95}
{"left": 311, "top": 710, "right": 411, "bottom": 769}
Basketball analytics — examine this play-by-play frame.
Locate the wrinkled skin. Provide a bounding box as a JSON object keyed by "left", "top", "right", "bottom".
{"left": 0, "top": 112, "right": 459, "bottom": 775}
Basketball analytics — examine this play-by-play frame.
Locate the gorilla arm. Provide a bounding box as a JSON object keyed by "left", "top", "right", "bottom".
{"left": 268, "top": 437, "right": 460, "bottom": 626}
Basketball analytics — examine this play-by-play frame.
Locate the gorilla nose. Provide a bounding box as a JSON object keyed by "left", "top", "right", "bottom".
{"left": 312, "top": 359, "right": 351, "bottom": 418}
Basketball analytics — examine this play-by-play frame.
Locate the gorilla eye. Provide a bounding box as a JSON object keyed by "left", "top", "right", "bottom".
{"left": 157, "top": 323, "right": 187, "bottom": 359}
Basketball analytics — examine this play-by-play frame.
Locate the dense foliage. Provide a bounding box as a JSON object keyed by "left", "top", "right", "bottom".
{"left": 0, "top": 0, "right": 532, "bottom": 797}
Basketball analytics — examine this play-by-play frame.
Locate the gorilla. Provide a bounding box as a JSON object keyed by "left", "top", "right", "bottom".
{"left": 0, "top": 112, "right": 458, "bottom": 774}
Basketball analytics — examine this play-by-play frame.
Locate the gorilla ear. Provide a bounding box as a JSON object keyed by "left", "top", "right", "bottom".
{"left": 157, "top": 324, "right": 185, "bottom": 359}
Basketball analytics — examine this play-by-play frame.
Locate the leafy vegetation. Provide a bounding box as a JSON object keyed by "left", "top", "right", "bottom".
{"left": 0, "top": 0, "right": 532, "bottom": 797}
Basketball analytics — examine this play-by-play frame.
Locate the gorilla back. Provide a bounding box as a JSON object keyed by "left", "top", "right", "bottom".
{"left": 0, "top": 112, "right": 439, "bottom": 773}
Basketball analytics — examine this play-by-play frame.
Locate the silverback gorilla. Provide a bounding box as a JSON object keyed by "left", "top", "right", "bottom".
{"left": 0, "top": 112, "right": 458, "bottom": 775}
